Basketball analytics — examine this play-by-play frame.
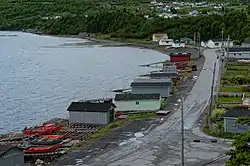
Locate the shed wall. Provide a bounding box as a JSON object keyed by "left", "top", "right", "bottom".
{"left": 69, "top": 111, "right": 109, "bottom": 125}
{"left": 170, "top": 56, "right": 190, "bottom": 62}
{"left": 228, "top": 52, "right": 250, "bottom": 59}
{"left": 224, "top": 117, "right": 250, "bottom": 133}
{"left": 131, "top": 86, "right": 171, "bottom": 98}
{"left": 114, "top": 100, "right": 161, "bottom": 112}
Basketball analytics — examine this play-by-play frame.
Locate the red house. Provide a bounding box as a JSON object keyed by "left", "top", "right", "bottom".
{"left": 169, "top": 52, "right": 191, "bottom": 62}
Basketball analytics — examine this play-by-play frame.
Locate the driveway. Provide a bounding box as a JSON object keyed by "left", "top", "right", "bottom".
{"left": 55, "top": 49, "right": 230, "bottom": 166}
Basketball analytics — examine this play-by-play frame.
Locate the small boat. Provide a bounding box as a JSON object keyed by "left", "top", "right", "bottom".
{"left": 30, "top": 135, "right": 64, "bottom": 145}
{"left": 23, "top": 124, "right": 63, "bottom": 135}
{"left": 177, "top": 69, "right": 192, "bottom": 73}
{"left": 30, "top": 138, "right": 62, "bottom": 145}
{"left": 24, "top": 144, "right": 60, "bottom": 153}
{"left": 41, "top": 135, "right": 64, "bottom": 140}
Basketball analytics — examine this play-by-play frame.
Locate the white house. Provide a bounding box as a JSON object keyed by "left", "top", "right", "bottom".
{"left": 172, "top": 42, "right": 186, "bottom": 48}
{"left": 189, "top": 10, "right": 198, "bottom": 16}
{"left": 152, "top": 33, "right": 168, "bottom": 42}
{"left": 201, "top": 39, "right": 233, "bottom": 48}
{"left": 228, "top": 47, "right": 250, "bottom": 59}
{"left": 159, "top": 38, "right": 173, "bottom": 46}
{"left": 114, "top": 93, "right": 161, "bottom": 112}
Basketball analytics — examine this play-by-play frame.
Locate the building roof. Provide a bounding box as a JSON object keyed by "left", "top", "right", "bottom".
{"left": 0, "top": 145, "right": 20, "bottom": 156}
{"left": 148, "top": 72, "right": 179, "bottom": 77}
{"left": 169, "top": 52, "right": 191, "bottom": 56}
{"left": 67, "top": 101, "right": 116, "bottom": 112}
{"left": 224, "top": 109, "right": 250, "bottom": 118}
{"left": 153, "top": 33, "right": 167, "bottom": 38}
{"left": 229, "top": 47, "right": 250, "bottom": 52}
{"left": 115, "top": 93, "right": 160, "bottom": 101}
{"left": 131, "top": 77, "right": 172, "bottom": 87}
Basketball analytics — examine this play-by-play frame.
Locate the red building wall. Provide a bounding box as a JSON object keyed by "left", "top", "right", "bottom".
{"left": 170, "top": 56, "right": 190, "bottom": 62}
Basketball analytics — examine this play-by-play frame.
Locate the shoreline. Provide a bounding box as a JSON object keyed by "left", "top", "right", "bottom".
{"left": 0, "top": 31, "right": 205, "bottom": 165}
{"left": 0, "top": 32, "right": 202, "bottom": 135}
{"left": 41, "top": 33, "right": 201, "bottom": 59}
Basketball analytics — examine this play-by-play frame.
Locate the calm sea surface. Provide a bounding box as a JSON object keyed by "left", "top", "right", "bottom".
{"left": 0, "top": 31, "right": 168, "bottom": 134}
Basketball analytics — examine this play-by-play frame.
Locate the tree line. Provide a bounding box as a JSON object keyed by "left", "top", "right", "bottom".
{"left": 0, "top": 1, "right": 249, "bottom": 42}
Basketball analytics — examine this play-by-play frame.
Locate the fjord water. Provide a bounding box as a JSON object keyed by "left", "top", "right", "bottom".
{"left": 0, "top": 31, "right": 168, "bottom": 134}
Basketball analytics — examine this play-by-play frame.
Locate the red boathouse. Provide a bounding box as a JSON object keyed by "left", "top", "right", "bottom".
{"left": 169, "top": 52, "right": 191, "bottom": 62}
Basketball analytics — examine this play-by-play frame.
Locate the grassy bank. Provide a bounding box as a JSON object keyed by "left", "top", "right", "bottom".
{"left": 204, "top": 61, "right": 250, "bottom": 139}
{"left": 89, "top": 120, "right": 125, "bottom": 140}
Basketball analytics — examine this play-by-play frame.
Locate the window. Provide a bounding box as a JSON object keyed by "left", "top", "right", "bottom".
{"left": 215, "top": 43, "right": 219, "bottom": 46}
{"left": 136, "top": 101, "right": 139, "bottom": 105}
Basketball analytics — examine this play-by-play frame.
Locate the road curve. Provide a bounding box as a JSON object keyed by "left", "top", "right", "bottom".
{"left": 75, "top": 49, "right": 230, "bottom": 166}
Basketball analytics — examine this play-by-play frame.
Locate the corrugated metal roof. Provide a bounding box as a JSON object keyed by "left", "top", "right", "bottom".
{"left": 67, "top": 102, "right": 116, "bottom": 112}
{"left": 115, "top": 93, "right": 160, "bottom": 101}
{"left": 229, "top": 47, "right": 250, "bottom": 52}
{"left": 224, "top": 109, "right": 250, "bottom": 118}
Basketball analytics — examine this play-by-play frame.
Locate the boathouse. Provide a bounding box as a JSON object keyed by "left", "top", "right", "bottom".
{"left": 0, "top": 145, "right": 24, "bottom": 166}
{"left": 114, "top": 93, "right": 161, "bottom": 112}
{"left": 67, "top": 99, "right": 116, "bottom": 125}
{"left": 130, "top": 77, "right": 172, "bottom": 98}
{"left": 169, "top": 52, "right": 191, "bottom": 62}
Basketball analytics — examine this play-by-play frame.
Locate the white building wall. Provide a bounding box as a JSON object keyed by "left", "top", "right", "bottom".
{"left": 153, "top": 34, "right": 168, "bottom": 42}
{"left": 228, "top": 52, "right": 250, "bottom": 59}
{"left": 69, "top": 111, "right": 108, "bottom": 125}
{"left": 202, "top": 40, "right": 233, "bottom": 48}
{"left": 159, "top": 39, "right": 173, "bottom": 46}
{"left": 172, "top": 42, "right": 186, "bottom": 48}
{"left": 114, "top": 100, "right": 161, "bottom": 112}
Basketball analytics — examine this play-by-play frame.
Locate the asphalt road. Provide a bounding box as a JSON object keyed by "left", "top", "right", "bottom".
{"left": 57, "top": 49, "right": 231, "bottom": 166}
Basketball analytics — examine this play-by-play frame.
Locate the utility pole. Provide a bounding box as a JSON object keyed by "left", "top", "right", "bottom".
{"left": 197, "top": 32, "right": 201, "bottom": 57}
{"left": 209, "top": 62, "right": 216, "bottom": 128}
{"left": 226, "top": 35, "right": 230, "bottom": 60}
{"left": 221, "top": 28, "right": 224, "bottom": 49}
{"left": 173, "top": 29, "right": 175, "bottom": 42}
{"left": 181, "top": 98, "right": 184, "bottom": 166}
{"left": 194, "top": 32, "right": 196, "bottom": 46}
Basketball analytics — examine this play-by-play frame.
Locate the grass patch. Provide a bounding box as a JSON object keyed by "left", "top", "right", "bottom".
{"left": 202, "top": 108, "right": 241, "bottom": 139}
{"left": 220, "top": 86, "right": 249, "bottom": 92}
{"left": 222, "top": 70, "right": 249, "bottom": 76}
{"left": 203, "top": 126, "right": 237, "bottom": 139}
{"left": 160, "top": 101, "right": 168, "bottom": 110}
{"left": 128, "top": 112, "right": 156, "bottom": 120}
{"left": 218, "top": 96, "right": 242, "bottom": 103}
{"left": 89, "top": 120, "right": 125, "bottom": 140}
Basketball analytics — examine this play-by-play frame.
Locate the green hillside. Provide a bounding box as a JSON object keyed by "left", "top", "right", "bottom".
{"left": 0, "top": 0, "right": 249, "bottom": 42}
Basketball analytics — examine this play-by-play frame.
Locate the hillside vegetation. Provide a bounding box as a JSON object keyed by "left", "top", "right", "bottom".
{"left": 1, "top": 0, "right": 250, "bottom": 41}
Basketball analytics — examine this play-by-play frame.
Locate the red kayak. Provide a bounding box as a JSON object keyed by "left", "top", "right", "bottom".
{"left": 41, "top": 135, "right": 65, "bottom": 140}
{"left": 23, "top": 124, "right": 63, "bottom": 135}
{"left": 24, "top": 144, "right": 60, "bottom": 153}
{"left": 177, "top": 69, "right": 192, "bottom": 73}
